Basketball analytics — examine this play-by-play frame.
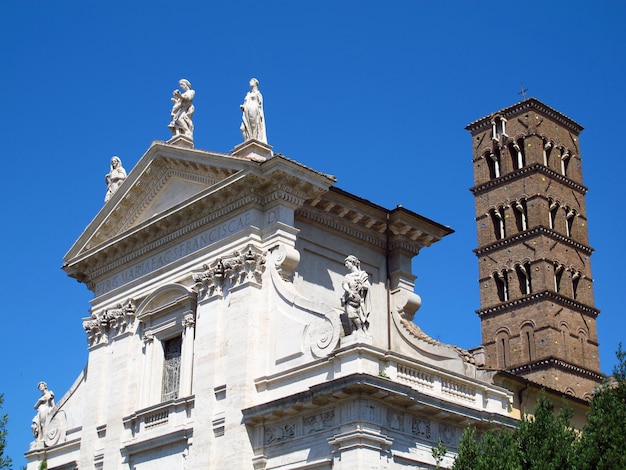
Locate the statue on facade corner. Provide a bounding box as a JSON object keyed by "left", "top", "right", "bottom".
{"left": 169, "top": 79, "right": 195, "bottom": 139}
{"left": 31, "top": 381, "right": 55, "bottom": 441}
{"left": 341, "top": 255, "right": 371, "bottom": 334}
{"left": 240, "top": 78, "right": 267, "bottom": 144}
{"left": 104, "top": 156, "right": 127, "bottom": 203}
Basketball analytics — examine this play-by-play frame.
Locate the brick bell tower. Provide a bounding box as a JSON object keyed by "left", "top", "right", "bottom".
{"left": 466, "top": 98, "right": 603, "bottom": 399}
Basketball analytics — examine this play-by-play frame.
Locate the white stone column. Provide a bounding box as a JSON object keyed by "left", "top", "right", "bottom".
{"left": 180, "top": 311, "right": 196, "bottom": 397}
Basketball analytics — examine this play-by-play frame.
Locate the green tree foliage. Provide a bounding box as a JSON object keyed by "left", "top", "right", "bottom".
{"left": 453, "top": 393, "right": 576, "bottom": 470}
{"left": 0, "top": 394, "right": 12, "bottom": 469}
{"left": 431, "top": 438, "right": 448, "bottom": 469}
{"left": 453, "top": 345, "right": 626, "bottom": 470}
{"left": 574, "top": 344, "right": 626, "bottom": 470}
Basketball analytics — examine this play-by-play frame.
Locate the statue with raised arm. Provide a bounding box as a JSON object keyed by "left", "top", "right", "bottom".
{"left": 31, "top": 381, "right": 55, "bottom": 442}
{"left": 104, "top": 156, "right": 127, "bottom": 203}
{"left": 169, "top": 79, "right": 195, "bottom": 139}
{"left": 341, "top": 255, "right": 371, "bottom": 334}
{"left": 240, "top": 78, "right": 267, "bottom": 143}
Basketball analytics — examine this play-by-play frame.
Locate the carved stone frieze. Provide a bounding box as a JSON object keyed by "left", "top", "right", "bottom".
{"left": 438, "top": 423, "right": 458, "bottom": 445}
{"left": 263, "top": 409, "right": 336, "bottom": 445}
{"left": 411, "top": 416, "right": 432, "bottom": 440}
{"left": 387, "top": 410, "right": 404, "bottom": 431}
{"left": 82, "top": 298, "right": 136, "bottom": 347}
{"left": 264, "top": 422, "right": 296, "bottom": 445}
{"left": 303, "top": 410, "right": 335, "bottom": 434}
{"left": 192, "top": 245, "right": 266, "bottom": 298}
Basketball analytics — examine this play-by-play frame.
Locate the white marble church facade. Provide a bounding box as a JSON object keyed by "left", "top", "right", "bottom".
{"left": 25, "top": 81, "right": 517, "bottom": 470}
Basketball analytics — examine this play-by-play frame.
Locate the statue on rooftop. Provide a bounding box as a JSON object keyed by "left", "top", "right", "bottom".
{"left": 104, "top": 156, "right": 127, "bottom": 203}
{"left": 31, "top": 381, "right": 55, "bottom": 442}
{"left": 240, "top": 78, "right": 267, "bottom": 143}
{"left": 169, "top": 79, "right": 195, "bottom": 139}
{"left": 341, "top": 255, "right": 371, "bottom": 334}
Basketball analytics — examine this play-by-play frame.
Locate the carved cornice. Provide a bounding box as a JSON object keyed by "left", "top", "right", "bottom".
{"left": 474, "top": 226, "right": 594, "bottom": 257}
{"left": 83, "top": 298, "right": 137, "bottom": 347}
{"left": 470, "top": 163, "right": 588, "bottom": 196}
{"left": 192, "top": 244, "right": 266, "bottom": 298}
{"left": 243, "top": 373, "right": 518, "bottom": 429}
{"left": 297, "top": 188, "right": 451, "bottom": 254}
{"left": 297, "top": 206, "right": 387, "bottom": 249}
{"left": 476, "top": 290, "right": 599, "bottom": 318}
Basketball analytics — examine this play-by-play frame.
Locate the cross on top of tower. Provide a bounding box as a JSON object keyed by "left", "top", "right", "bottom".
{"left": 518, "top": 82, "right": 528, "bottom": 100}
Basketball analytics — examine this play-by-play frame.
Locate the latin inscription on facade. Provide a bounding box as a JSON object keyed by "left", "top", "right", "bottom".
{"left": 95, "top": 211, "right": 253, "bottom": 295}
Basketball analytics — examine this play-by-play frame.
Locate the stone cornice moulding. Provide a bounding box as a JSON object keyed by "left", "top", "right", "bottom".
{"left": 507, "top": 357, "right": 604, "bottom": 382}
{"left": 470, "top": 163, "right": 588, "bottom": 196}
{"left": 245, "top": 373, "right": 518, "bottom": 428}
{"left": 476, "top": 290, "right": 600, "bottom": 318}
{"left": 297, "top": 188, "right": 452, "bottom": 255}
{"left": 473, "top": 226, "right": 594, "bottom": 257}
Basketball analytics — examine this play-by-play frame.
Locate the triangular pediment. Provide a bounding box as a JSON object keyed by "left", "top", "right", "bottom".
{"left": 65, "top": 141, "right": 257, "bottom": 262}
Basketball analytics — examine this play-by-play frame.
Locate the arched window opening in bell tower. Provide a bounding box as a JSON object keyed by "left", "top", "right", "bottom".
{"left": 516, "top": 262, "right": 532, "bottom": 295}
{"left": 514, "top": 199, "right": 528, "bottom": 232}
{"left": 549, "top": 199, "right": 559, "bottom": 230}
{"left": 490, "top": 206, "right": 506, "bottom": 240}
{"left": 509, "top": 138, "right": 526, "bottom": 170}
{"left": 494, "top": 270, "right": 509, "bottom": 302}
{"left": 578, "top": 331, "right": 588, "bottom": 362}
{"left": 491, "top": 116, "right": 507, "bottom": 141}
{"left": 572, "top": 270, "right": 581, "bottom": 300}
{"left": 560, "top": 323, "right": 570, "bottom": 360}
{"left": 561, "top": 149, "right": 571, "bottom": 176}
{"left": 495, "top": 330, "right": 510, "bottom": 369}
{"left": 565, "top": 207, "right": 576, "bottom": 237}
{"left": 521, "top": 323, "right": 535, "bottom": 362}
{"left": 554, "top": 263, "right": 564, "bottom": 293}
{"left": 543, "top": 139, "right": 553, "bottom": 167}
{"left": 486, "top": 149, "right": 501, "bottom": 179}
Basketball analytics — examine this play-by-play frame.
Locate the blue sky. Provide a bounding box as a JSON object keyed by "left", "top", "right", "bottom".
{"left": 2, "top": 1, "right": 625, "bottom": 466}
